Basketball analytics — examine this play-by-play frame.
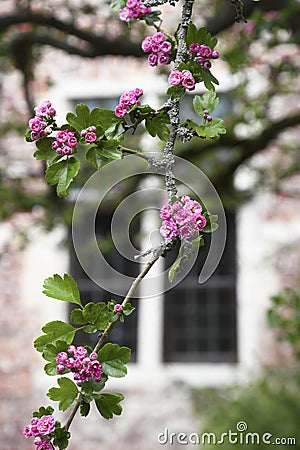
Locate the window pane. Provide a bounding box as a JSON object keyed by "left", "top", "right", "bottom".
{"left": 163, "top": 212, "right": 237, "bottom": 363}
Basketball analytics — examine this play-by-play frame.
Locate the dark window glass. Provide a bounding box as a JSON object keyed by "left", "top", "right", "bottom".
{"left": 163, "top": 212, "right": 237, "bottom": 363}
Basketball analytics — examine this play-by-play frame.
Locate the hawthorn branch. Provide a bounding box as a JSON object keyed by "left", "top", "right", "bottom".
{"left": 63, "top": 255, "right": 159, "bottom": 432}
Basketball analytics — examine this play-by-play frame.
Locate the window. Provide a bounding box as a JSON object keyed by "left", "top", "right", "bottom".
{"left": 163, "top": 212, "right": 237, "bottom": 363}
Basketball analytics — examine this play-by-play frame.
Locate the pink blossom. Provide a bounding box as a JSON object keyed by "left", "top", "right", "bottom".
{"left": 211, "top": 50, "right": 219, "bottom": 59}
{"left": 74, "top": 346, "right": 87, "bottom": 359}
{"left": 189, "top": 43, "right": 201, "bottom": 54}
{"left": 56, "top": 130, "right": 69, "bottom": 143}
{"left": 168, "top": 70, "right": 183, "bottom": 86}
{"left": 61, "top": 145, "right": 72, "bottom": 155}
{"left": 68, "top": 135, "right": 78, "bottom": 147}
{"left": 119, "top": 7, "right": 132, "bottom": 22}
{"left": 184, "top": 200, "right": 202, "bottom": 215}
{"left": 158, "top": 54, "right": 169, "bottom": 65}
{"left": 114, "top": 304, "right": 123, "bottom": 313}
{"left": 23, "top": 425, "right": 32, "bottom": 438}
{"left": 67, "top": 345, "right": 76, "bottom": 354}
{"left": 90, "top": 352, "right": 98, "bottom": 360}
{"left": 181, "top": 195, "right": 190, "bottom": 203}
{"left": 126, "top": 0, "right": 137, "bottom": 7}
{"left": 56, "top": 364, "right": 65, "bottom": 373}
{"left": 56, "top": 352, "right": 68, "bottom": 364}
{"left": 160, "top": 203, "right": 173, "bottom": 219}
{"left": 115, "top": 104, "right": 127, "bottom": 118}
{"left": 141, "top": 36, "right": 153, "bottom": 52}
{"left": 148, "top": 52, "right": 158, "bottom": 66}
{"left": 159, "top": 41, "right": 172, "bottom": 54}
{"left": 36, "top": 416, "right": 55, "bottom": 436}
{"left": 194, "top": 214, "right": 207, "bottom": 231}
{"left": 134, "top": 88, "right": 143, "bottom": 98}
{"left": 202, "top": 60, "right": 212, "bottom": 70}
{"left": 84, "top": 132, "right": 97, "bottom": 143}
{"left": 152, "top": 32, "right": 165, "bottom": 44}
{"left": 172, "top": 201, "right": 183, "bottom": 211}
{"left": 160, "top": 219, "right": 179, "bottom": 239}
{"left": 181, "top": 70, "right": 195, "bottom": 91}
{"left": 173, "top": 208, "right": 193, "bottom": 226}
{"left": 179, "top": 225, "right": 194, "bottom": 239}
{"left": 29, "top": 118, "right": 45, "bottom": 132}
{"left": 199, "top": 45, "right": 212, "bottom": 58}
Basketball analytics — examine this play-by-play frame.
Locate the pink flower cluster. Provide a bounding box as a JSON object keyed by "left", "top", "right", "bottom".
{"left": 115, "top": 88, "right": 143, "bottom": 118}
{"left": 56, "top": 345, "right": 102, "bottom": 385}
{"left": 141, "top": 32, "right": 172, "bottom": 66}
{"left": 189, "top": 43, "right": 219, "bottom": 70}
{"left": 119, "top": 0, "right": 152, "bottom": 23}
{"left": 29, "top": 100, "right": 56, "bottom": 141}
{"left": 23, "top": 415, "right": 55, "bottom": 449}
{"left": 168, "top": 70, "right": 195, "bottom": 91}
{"left": 51, "top": 130, "right": 78, "bottom": 155}
{"left": 80, "top": 126, "right": 97, "bottom": 143}
{"left": 160, "top": 196, "right": 207, "bottom": 240}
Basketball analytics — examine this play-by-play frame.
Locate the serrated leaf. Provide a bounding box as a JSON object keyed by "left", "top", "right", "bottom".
{"left": 43, "top": 274, "right": 82, "bottom": 306}
{"left": 71, "top": 308, "right": 86, "bottom": 325}
{"left": 80, "top": 401, "right": 91, "bottom": 417}
{"left": 98, "top": 343, "right": 131, "bottom": 378}
{"left": 200, "top": 69, "right": 219, "bottom": 91}
{"left": 191, "top": 234, "right": 205, "bottom": 250}
{"left": 47, "top": 377, "right": 79, "bottom": 411}
{"left": 82, "top": 302, "right": 110, "bottom": 330}
{"left": 42, "top": 340, "right": 69, "bottom": 362}
{"left": 193, "top": 92, "right": 219, "bottom": 116}
{"left": 45, "top": 156, "right": 80, "bottom": 197}
{"left": 91, "top": 108, "right": 122, "bottom": 131}
{"left": 99, "top": 140, "right": 122, "bottom": 159}
{"left": 85, "top": 146, "right": 107, "bottom": 169}
{"left": 34, "top": 137, "right": 62, "bottom": 165}
{"left": 34, "top": 320, "right": 77, "bottom": 353}
{"left": 110, "top": 0, "right": 126, "bottom": 12}
{"left": 145, "top": 112, "right": 170, "bottom": 141}
{"left": 33, "top": 406, "right": 54, "bottom": 418}
{"left": 167, "top": 85, "right": 186, "bottom": 100}
{"left": 195, "top": 118, "right": 226, "bottom": 139}
{"left": 95, "top": 393, "right": 124, "bottom": 419}
{"left": 168, "top": 256, "right": 183, "bottom": 283}
{"left": 186, "top": 23, "right": 198, "bottom": 47}
{"left": 44, "top": 360, "right": 61, "bottom": 376}
{"left": 203, "top": 213, "right": 219, "bottom": 232}
{"left": 123, "top": 303, "right": 135, "bottom": 316}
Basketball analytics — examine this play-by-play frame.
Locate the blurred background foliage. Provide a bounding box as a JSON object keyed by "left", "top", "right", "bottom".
{"left": 192, "top": 287, "right": 300, "bottom": 448}
{"left": 0, "top": 0, "right": 299, "bottom": 225}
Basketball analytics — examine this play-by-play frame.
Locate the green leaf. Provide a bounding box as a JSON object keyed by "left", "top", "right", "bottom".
{"left": 34, "top": 137, "right": 62, "bottom": 165}
{"left": 32, "top": 405, "right": 54, "bottom": 418}
{"left": 110, "top": 0, "right": 126, "bottom": 12}
{"left": 200, "top": 69, "right": 219, "bottom": 91}
{"left": 191, "top": 234, "right": 205, "bottom": 250}
{"left": 80, "top": 401, "right": 91, "bottom": 417}
{"left": 168, "top": 256, "right": 183, "bottom": 283}
{"left": 44, "top": 360, "right": 61, "bottom": 376}
{"left": 43, "top": 274, "right": 82, "bottom": 306}
{"left": 46, "top": 156, "right": 80, "bottom": 197}
{"left": 94, "top": 393, "right": 124, "bottom": 419}
{"left": 98, "top": 343, "right": 131, "bottom": 378}
{"left": 145, "top": 111, "right": 170, "bottom": 141}
{"left": 52, "top": 425, "right": 71, "bottom": 450}
{"left": 186, "top": 23, "right": 198, "bottom": 47}
{"left": 167, "top": 85, "right": 186, "bottom": 100}
{"left": 47, "top": 377, "right": 79, "bottom": 411}
{"left": 85, "top": 146, "right": 107, "bottom": 169}
{"left": 123, "top": 302, "right": 135, "bottom": 317}
{"left": 71, "top": 308, "right": 86, "bottom": 325}
{"left": 90, "top": 108, "right": 122, "bottom": 131}
{"left": 99, "top": 140, "right": 122, "bottom": 159}
{"left": 195, "top": 118, "right": 226, "bottom": 139}
{"left": 82, "top": 302, "right": 110, "bottom": 330}
{"left": 34, "top": 321, "right": 77, "bottom": 353}
{"left": 196, "top": 27, "right": 218, "bottom": 50}
{"left": 42, "top": 340, "right": 69, "bottom": 362}
{"left": 193, "top": 92, "right": 219, "bottom": 116}
{"left": 203, "top": 213, "right": 219, "bottom": 232}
